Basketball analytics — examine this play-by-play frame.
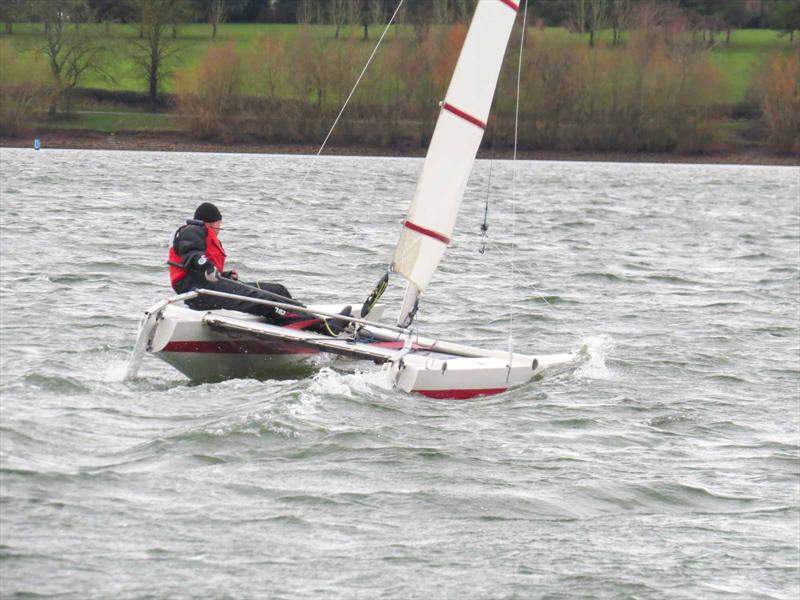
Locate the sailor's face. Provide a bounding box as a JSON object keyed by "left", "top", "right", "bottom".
{"left": 208, "top": 220, "right": 223, "bottom": 234}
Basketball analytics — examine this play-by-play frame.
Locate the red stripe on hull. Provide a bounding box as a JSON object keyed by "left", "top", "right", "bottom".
{"left": 403, "top": 220, "right": 450, "bottom": 245}
{"left": 498, "top": 0, "right": 520, "bottom": 13}
{"left": 162, "top": 340, "right": 317, "bottom": 355}
{"left": 417, "top": 387, "right": 508, "bottom": 400}
{"left": 370, "top": 341, "right": 406, "bottom": 349}
{"left": 162, "top": 338, "right": 409, "bottom": 355}
{"left": 284, "top": 318, "right": 321, "bottom": 330}
{"left": 442, "top": 102, "right": 486, "bottom": 130}
{"left": 371, "top": 341, "right": 431, "bottom": 351}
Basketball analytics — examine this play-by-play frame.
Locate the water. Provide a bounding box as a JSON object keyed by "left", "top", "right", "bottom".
{"left": 1, "top": 148, "right": 798, "bottom": 599}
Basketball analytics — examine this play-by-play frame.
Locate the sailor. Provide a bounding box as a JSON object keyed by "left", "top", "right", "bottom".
{"left": 168, "top": 202, "right": 350, "bottom": 332}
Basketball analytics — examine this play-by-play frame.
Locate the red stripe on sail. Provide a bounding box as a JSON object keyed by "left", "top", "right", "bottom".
{"left": 417, "top": 388, "right": 508, "bottom": 400}
{"left": 498, "top": 0, "right": 520, "bottom": 12}
{"left": 442, "top": 102, "right": 486, "bottom": 130}
{"left": 403, "top": 220, "right": 450, "bottom": 245}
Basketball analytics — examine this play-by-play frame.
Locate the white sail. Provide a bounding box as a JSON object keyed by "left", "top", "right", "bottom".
{"left": 393, "top": 0, "right": 519, "bottom": 326}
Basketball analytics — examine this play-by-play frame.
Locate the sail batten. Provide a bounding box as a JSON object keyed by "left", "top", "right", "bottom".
{"left": 393, "top": 0, "right": 518, "bottom": 326}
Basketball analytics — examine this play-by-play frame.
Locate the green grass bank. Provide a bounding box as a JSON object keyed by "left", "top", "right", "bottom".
{"left": 1, "top": 23, "right": 798, "bottom": 160}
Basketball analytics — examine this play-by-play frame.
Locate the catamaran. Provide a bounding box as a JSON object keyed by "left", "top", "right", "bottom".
{"left": 128, "top": 0, "right": 575, "bottom": 398}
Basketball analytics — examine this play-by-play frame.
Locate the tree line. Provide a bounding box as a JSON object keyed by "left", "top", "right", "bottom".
{"left": 2, "top": 0, "right": 799, "bottom": 35}
{"left": 2, "top": 0, "right": 798, "bottom": 111}
{"left": 0, "top": 0, "right": 798, "bottom": 154}
{"left": 170, "top": 10, "right": 799, "bottom": 155}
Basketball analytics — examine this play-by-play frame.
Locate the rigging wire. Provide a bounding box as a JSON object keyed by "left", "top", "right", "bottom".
{"left": 291, "top": 0, "right": 405, "bottom": 196}
{"left": 507, "top": 0, "right": 529, "bottom": 374}
{"left": 487, "top": 239, "right": 559, "bottom": 317}
{"left": 487, "top": 237, "right": 615, "bottom": 330}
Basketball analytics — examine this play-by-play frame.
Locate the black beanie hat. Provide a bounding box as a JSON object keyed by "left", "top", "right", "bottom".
{"left": 194, "top": 202, "right": 222, "bottom": 223}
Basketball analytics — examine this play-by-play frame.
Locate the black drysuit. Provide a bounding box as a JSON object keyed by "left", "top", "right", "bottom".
{"left": 169, "top": 220, "right": 302, "bottom": 324}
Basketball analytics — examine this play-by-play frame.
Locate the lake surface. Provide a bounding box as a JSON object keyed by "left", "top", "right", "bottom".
{"left": 0, "top": 148, "right": 798, "bottom": 599}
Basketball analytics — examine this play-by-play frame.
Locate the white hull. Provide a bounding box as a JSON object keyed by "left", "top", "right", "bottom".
{"left": 146, "top": 304, "right": 341, "bottom": 381}
{"left": 388, "top": 351, "right": 574, "bottom": 399}
{"left": 134, "top": 298, "right": 575, "bottom": 398}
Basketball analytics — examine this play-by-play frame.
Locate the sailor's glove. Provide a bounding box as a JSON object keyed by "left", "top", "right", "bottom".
{"left": 194, "top": 255, "right": 218, "bottom": 282}
{"left": 204, "top": 266, "right": 219, "bottom": 282}
{"left": 222, "top": 269, "right": 238, "bottom": 281}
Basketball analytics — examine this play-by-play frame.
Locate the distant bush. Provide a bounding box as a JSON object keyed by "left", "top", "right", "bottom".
{"left": 245, "top": 35, "right": 287, "bottom": 102}
{"left": 507, "top": 24, "right": 725, "bottom": 154}
{"left": 241, "top": 26, "right": 462, "bottom": 147}
{"left": 171, "top": 23, "right": 733, "bottom": 154}
{"left": 244, "top": 34, "right": 296, "bottom": 141}
{"left": 753, "top": 53, "right": 800, "bottom": 154}
{"left": 176, "top": 42, "right": 243, "bottom": 139}
{"left": 363, "top": 35, "right": 408, "bottom": 146}
{"left": 0, "top": 41, "right": 51, "bottom": 137}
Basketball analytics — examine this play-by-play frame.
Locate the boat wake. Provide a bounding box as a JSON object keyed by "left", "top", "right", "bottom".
{"left": 104, "top": 356, "right": 134, "bottom": 383}
{"left": 304, "top": 366, "right": 394, "bottom": 400}
{"left": 574, "top": 335, "right": 615, "bottom": 380}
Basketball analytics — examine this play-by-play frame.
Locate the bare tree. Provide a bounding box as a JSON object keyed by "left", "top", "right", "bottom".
{"left": 573, "top": 0, "right": 587, "bottom": 33}
{"left": 721, "top": 0, "right": 747, "bottom": 44}
{"left": 297, "top": 0, "right": 315, "bottom": 24}
{"left": 209, "top": 0, "right": 226, "bottom": 40}
{"left": 768, "top": 0, "right": 800, "bottom": 43}
{"left": 70, "top": 0, "right": 91, "bottom": 31}
{"left": 40, "top": 1, "right": 107, "bottom": 114}
{"left": 395, "top": 0, "right": 407, "bottom": 36}
{"left": 433, "top": 0, "right": 450, "bottom": 24}
{"left": 609, "top": 0, "right": 631, "bottom": 45}
{"left": 130, "top": 0, "right": 180, "bottom": 107}
{"left": 636, "top": 0, "right": 666, "bottom": 28}
{"left": 454, "top": 0, "right": 477, "bottom": 22}
{"left": 316, "top": 1, "right": 324, "bottom": 24}
{"left": 368, "top": 0, "right": 385, "bottom": 26}
{"left": 0, "top": 0, "right": 23, "bottom": 34}
{"left": 346, "top": 0, "right": 363, "bottom": 28}
{"left": 411, "top": 1, "right": 432, "bottom": 43}
{"left": 170, "top": 0, "right": 192, "bottom": 39}
{"left": 588, "top": 0, "right": 607, "bottom": 47}
{"left": 330, "top": 0, "right": 347, "bottom": 39}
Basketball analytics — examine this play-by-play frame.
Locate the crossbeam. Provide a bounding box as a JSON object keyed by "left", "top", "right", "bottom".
{"left": 193, "top": 288, "right": 408, "bottom": 335}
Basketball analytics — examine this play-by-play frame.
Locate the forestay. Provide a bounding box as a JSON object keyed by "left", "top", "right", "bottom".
{"left": 393, "top": 0, "right": 519, "bottom": 326}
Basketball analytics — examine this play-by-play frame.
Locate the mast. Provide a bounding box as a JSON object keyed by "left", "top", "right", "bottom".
{"left": 393, "top": 0, "right": 520, "bottom": 327}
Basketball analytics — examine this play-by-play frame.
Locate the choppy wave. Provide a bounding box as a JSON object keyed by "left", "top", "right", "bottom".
{"left": 1, "top": 151, "right": 798, "bottom": 599}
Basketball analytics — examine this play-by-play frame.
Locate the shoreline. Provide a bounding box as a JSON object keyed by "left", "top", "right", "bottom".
{"left": 2, "top": 132, "right": 798, "bottom": 166}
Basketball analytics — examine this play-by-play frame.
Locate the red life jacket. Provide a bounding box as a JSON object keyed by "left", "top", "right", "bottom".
{"left": 168, "top": 224, "right": 226, "bottom": 288}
